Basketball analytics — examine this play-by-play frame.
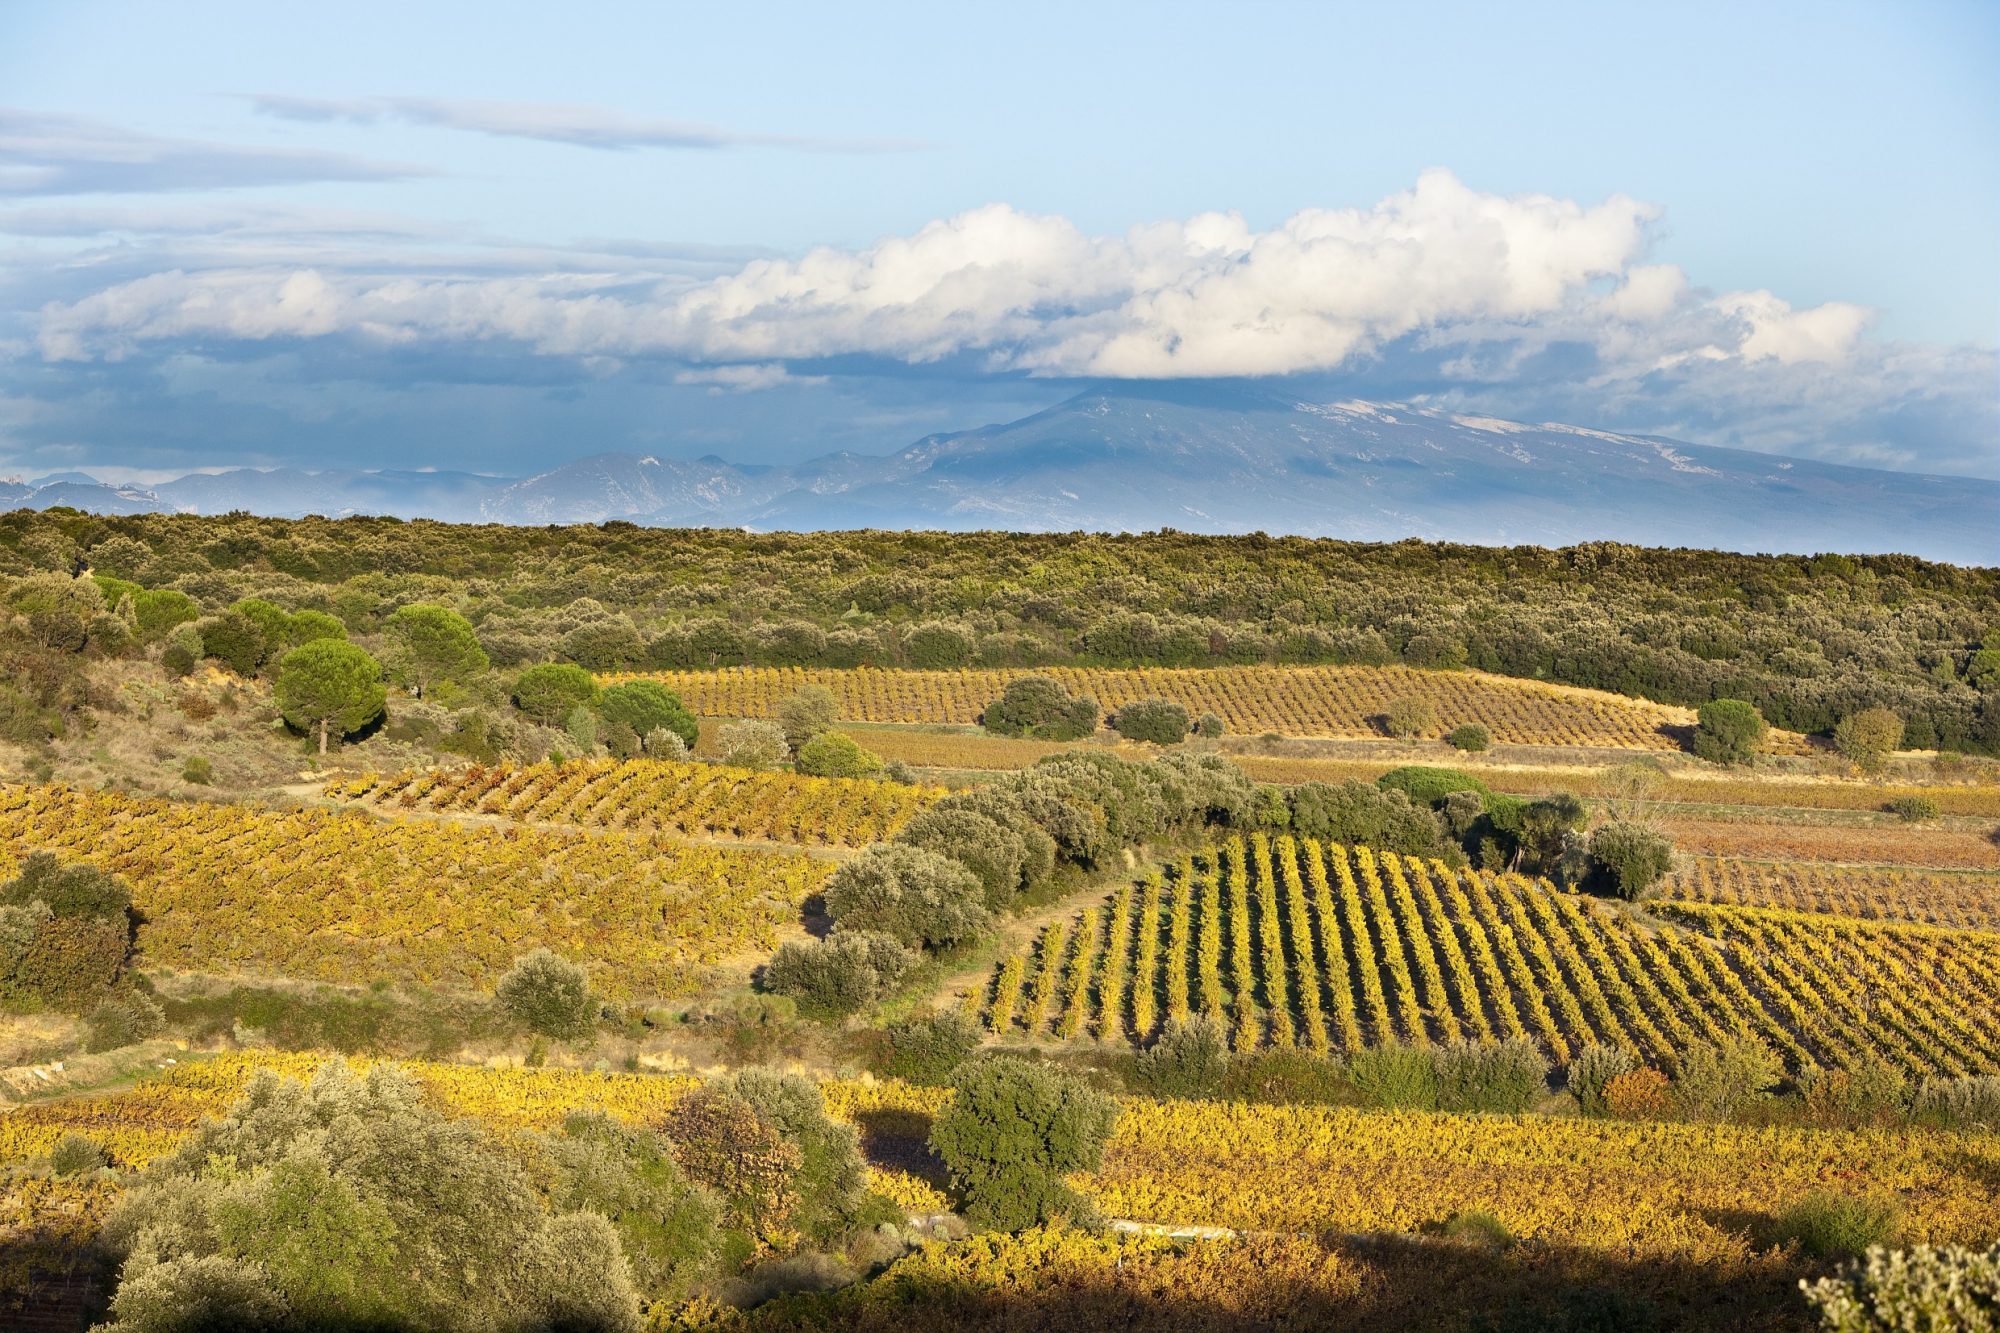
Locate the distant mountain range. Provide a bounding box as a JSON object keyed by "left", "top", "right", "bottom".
{"left": 12, "top": 384, "right": 1995, "bottom": 564}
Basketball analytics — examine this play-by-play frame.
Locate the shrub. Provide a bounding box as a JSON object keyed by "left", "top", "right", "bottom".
{"left": 512, "top": 663, "right": 599, "bottom": 726}
{"left": 1447, "top": 723, "right": 1491, "bottom": 752}
{"left": 822, "top": 845, "right": 988, "bottom": 950}
{"left": 1602, "top": 1067, "right": 1671, "bottom": 1118}
{"left": 762, "top": 933, "right": 910, "bottom": 1016}
{"left": 1112, "top": 697, "right": 1191, "bottom": 745}
{"left": 49, "top": 1132, "right": 111, "bottom": 1176}
{"left": 495, "top": 949, "right": 596, "bottom": 1040}
{"left": 180, "top": 755, "right": 213, "bottom": 785}
{"left": 1802, "top": 1243, "right": 2000, "bottom": 1331}
{"left": 1432, "top": 1038, "right": 1549, "bottom": 1113}
{"left": 644, "top": 727, "right": 690, "bottom": 759}
{"left": 662, "top": 1087, "right": 802, "bottom": 1240}
{"left": 1195, "top": 712, "right": 1226, "bottom": 739}
{"left": 1693, "top": 698, "right": 1767, "bottom": 765}
{"left": 1346, "top": 1045, "right": 1439, "bottom": 1110}
{"left": 1909, "top": 1074, "right": 2000, "bottom": 1131}
{"left": 0, "top": 853, "right": 134, "bottom": 1010}
{"left": 729, "top": 1069, "right": 867, "bottom": 1241}
{"left": 85, "top": 990, "right": 166, "bottom": 1052}
{"left": 1134, "top": 1014, "right": 1230, "bottom": 1099}
{"left": 1798, "top": 1057, "right": 1908, "bottom": 1129}
{"left": 1439, "top": 1210, "right": 1515, "bottom": 1249}
{"left": 902, "top": 621, "right": 977, "bottom": 668}
{"left": 1382, "top": 696, "right": 1437, "bottom": 738}
{"left": 1835, "top": 707, "right": 1904, "bottom": 775}
{"left": 1586, "top": 821, "right": 1675, "bottom": 900}
{"left": 1286, "top": 782, "right": 1443, "bottom": 857}
{"left": 1672, "top": 1036, "right": 1782, "bottom": 1120}
{"left": 883, "top": 1009, "right": 985, "bottom": 1085}
{"left": 101, "top": 1061, "right": 640, "bottom": 1331}
{"left": 795, "top": 731, "right": 884, "bottom": 779}
{"left": 929, "top": 1057, "right": 1118, "bottom": 1232}
{"left": 194, "top": 609, "right": 266, "bottom": 676}
{"left": 1775, "top": 1192, "right": 1901, "bottom": 1260}
{"left": 896, "top": 806, "right": 1029, "bottom": 911}
{"left": 534, "top": 1111, "right": 719, "bottom": 1303}
{"left": 1377, "top": 766, "right": 1490, "bottom": 805}
{"left": 1887, "top": 795, "right": 1939, "bottom": 823}
{"left": 1567, "top": 1044, "right": 1637, "bottom": 1117}
{"left": 717, "top": 719, "right": 788, "bottom": 771}
{"left": 776, "top": 685, "right": 839, "bottom": 753}
{"left": 981, "top": 675, "right": 1097, "bottom": 741}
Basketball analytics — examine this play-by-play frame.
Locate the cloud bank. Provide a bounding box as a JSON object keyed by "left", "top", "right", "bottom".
{"left": 246, "top": 95, "right": 928, "bottom": 154}
{"left": 9, "top": 169, "right": 1995, "bottom": 478}
{"left": 0, "top": 109, "right": 430, "bottom": 197}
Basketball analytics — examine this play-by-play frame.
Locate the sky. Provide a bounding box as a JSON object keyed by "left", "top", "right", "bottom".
{"left": 1, "top": 0, "right": 1995, "bottom": 483}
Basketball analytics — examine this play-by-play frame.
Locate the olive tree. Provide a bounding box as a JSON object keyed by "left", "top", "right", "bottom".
{"left": 929, "top": 1057, "right": 1118, "bottom": 1232}
{"left": 1693, "top": 699, "right": 1767, "bottom": 765}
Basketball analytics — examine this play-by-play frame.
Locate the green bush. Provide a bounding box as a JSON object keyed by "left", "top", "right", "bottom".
{"left": 883, "top": 1009, "right": 984, "bottom": 1085}
{"left": 1886, "top": 795, "right": 1939, "bottom": 823}
{"left": 776, "top": 685, "right": 839, "bottom": 752}
{"left": 1775, "top": 1192, "right": 1900, "bottom": 1260}
{"left": 49, "top": 1132, "right": 111, "bottom": 1176}
{"left": 1567, "top": 1043, "right": 1637, "bottom": 1117}
{"left": 1133, "top": 1014, "right": 1230, "bottom": 1099}
{"left": 1446, "top": 724, "right": 1491, "bottom": 752}
{"left": 1909, "top": 1074, "right": 2000, "bottom": 1131}
{"left": 1432, "top": 1038, "right": 1548, "bottom": 1113}
{"left": 180, "top": 755, "right": 213, "bottom": 785}
{"left": 795, "top": 730, "right": 884, "bottom": 779}
{"left": 85, "top": 990, "right": 166, "bottom": 1052}
{"left": 981, "top": 675, "right": 1097, "bottom": 741}
{"left": 99, "top": 1060, "right": 640, "bottom": 1331}
{"left": 1586, "top": 821, "right": 1675, "bottom": 900}
{"left": 729, "top": 1068, "right": 867, "bottom": 1241}
{"left": 194, "top": 608, "right": 267, "bottom": 677}
{"left": 717, "top": 719, "right": 788, "bottom": 770}
{"left": 1382, "top": 696, "right": 1437, "bottom": 738}
{"left": 1377, "top": 766, "right": 1491, "bottom": 805}
{"left": 1112, "top": 697, "right": 1191, "bottom": 745}
{"left": 1836, "top": 707, "right": 1904, "bottom": 775}
{"left": 763, "top": 932, "right": 909, "bottom": 1016}
{"left": 1693, "top": 698, "right": 1767, "bottom": 765}
{"left": 533, "top": 1110, "right": 719, "bottom": 1304}
{"left": 1672, "top": 1036, "right": 1783, "bottom": 1120}
{"left": 895, "top": 806, "right": 1029, "bottom": 912}
{"left": 1346, "top": 1045, "right": 1439, "bottom": 1110}
{"left": 495, "top": 949, "right": 596, "bottom": 1040}
{"left": 1286, "top": 782, "right": 1443, "bottom": 857}
{"left": 1797, "top": 1058, "right": 1908, "bottom": 1129}
{"left": 1802, "top": 1243, "right": 2000, "bottom": 1331}
{"left": 929, "top": 1057, "right": 1118, "bottom": 1232}
{"left": 1195, "top": 712, "right": 1226, "bottom": 739}
{"left": 1439, "top": 1210, "right": 1514, "bottom": 1249}
{"left": 821, "top": 845, "right": 989, "bottom": 950}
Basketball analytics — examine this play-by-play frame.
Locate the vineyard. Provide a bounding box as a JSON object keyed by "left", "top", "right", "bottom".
{"left": 1666, "top": 856, "right": 2000, "bottom": 933}
{"left": 328, "top": 757, "right": 938, "bottom": 848}
{"left": 977, "top": 834, "right": 2000, "bottom": 1077}
{"left": 1659, "top": 815, "right": 2000, "bottom": 869}
{"left": 619, "top": 665, "right": 1709, "bottom": 750}
{"left": 4, "top": 1054, "right": 1998, "bottom": 1272}
{"left": 0, "top": 785, "right": 831, "bottom": 997}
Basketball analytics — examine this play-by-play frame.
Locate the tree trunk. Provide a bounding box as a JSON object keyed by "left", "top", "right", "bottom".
{"left": 319, "top": 718, "right": 330, "bottom": 755}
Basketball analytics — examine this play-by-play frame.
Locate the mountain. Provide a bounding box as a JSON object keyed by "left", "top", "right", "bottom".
{"left": 10, "top": 385, "right": 1994, "bottom": 563}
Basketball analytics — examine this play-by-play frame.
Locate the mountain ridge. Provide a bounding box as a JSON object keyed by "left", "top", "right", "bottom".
{"left": 11, "top": 386, "right": 1994, "bottom": 564}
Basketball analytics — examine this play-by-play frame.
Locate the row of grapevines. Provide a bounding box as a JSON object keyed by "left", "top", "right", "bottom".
{"left": 331, "top": 757, "right": 938, "bottom": 848}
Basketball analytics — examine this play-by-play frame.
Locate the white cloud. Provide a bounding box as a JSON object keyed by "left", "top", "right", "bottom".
{"left": 36, "top": 169, "right": 1665, "bottom": 374}
{"left": 1714, "top": 290, "right": 1871, "bottom": 364}
{"left": 246, "top": 94, "right": 927, "bottom": 154}
{"left": 672, "top": 363, "right": 825, "bottom": 393}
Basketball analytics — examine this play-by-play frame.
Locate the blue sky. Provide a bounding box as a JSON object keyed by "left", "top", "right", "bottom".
{"left": 1, "top": 0, "right": 1995, "bottom": 480}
